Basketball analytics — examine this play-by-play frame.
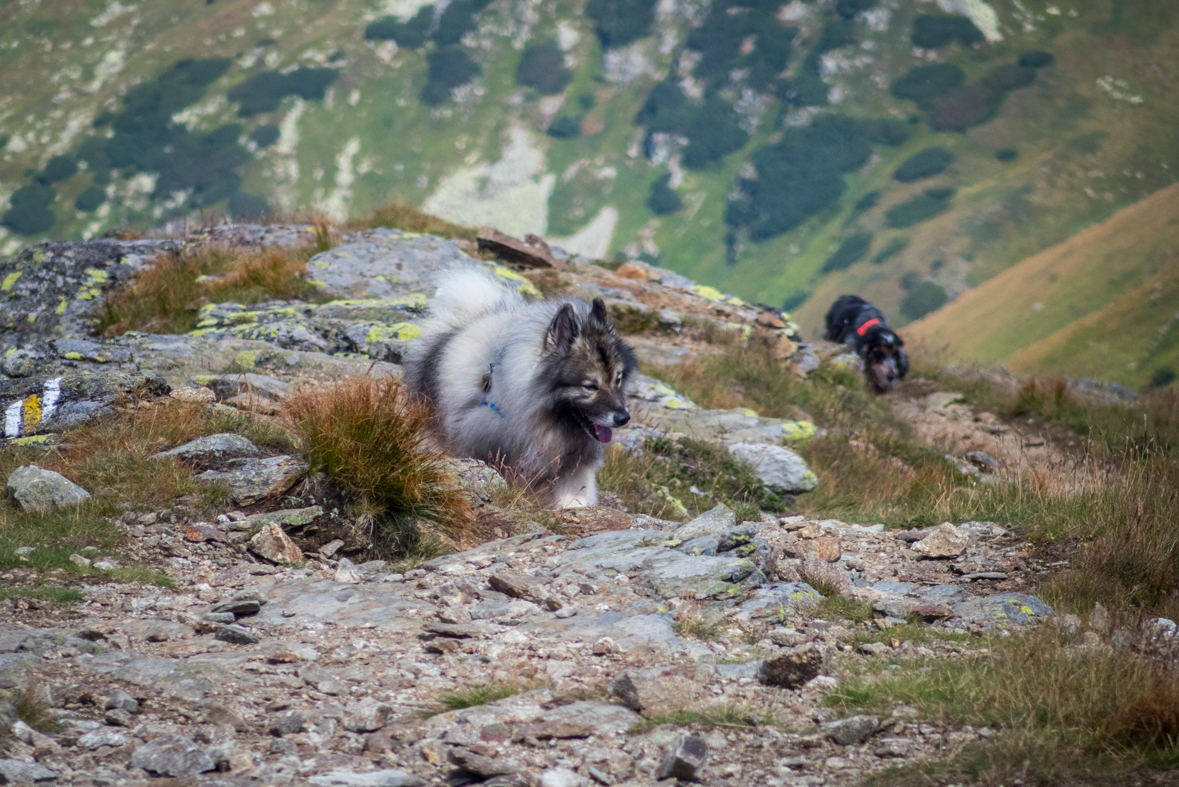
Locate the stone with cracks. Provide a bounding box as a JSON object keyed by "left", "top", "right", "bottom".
{"left": 344, "top": 699, "right": 394, "bottom": 732}
{"left": 195, "top": 455, "right": 308, "bottom": 505}
{"left": 214, "top": 624, "right": 260, "bottom": 644}
{"left": 0, "top": 759, "right": 58, "bottom": 783}
{"left": 912, "top": 523, "right": 970, "bottom": 558}
{"left": 671, "top": 504, "right": 737, "bottom": 541}
{"left": 153, "top": 434, "right": 263, "bottom": 467}
{"left": 7, "top": 465, "right": 91, "bottom": 513}
{"left": 130, "top": 734, "right": 216, "bottom": 777}
{"left": 657, "top": 734, "right": 710, "bottom": 781}
{"left": 489, "top": 570, "right": 561, "bottom": 610}
{"left": 823, "top": 715, "right": 881, "bottom": 745}
{"left": 759, "top": 643, "right": 824, "bottom": 688}
{"left": 248, "top": 523, "right": 304, "bottom": 566}
{"left": 608, "top": 666, "right": 704, "bottom": 716}
{"left": 726, "top": 442, "right": 819, "bottom": 494}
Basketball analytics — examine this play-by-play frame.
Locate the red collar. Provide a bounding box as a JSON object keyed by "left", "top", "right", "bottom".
{"left": 856, "top": 318, "right": 882, "bottom": 337}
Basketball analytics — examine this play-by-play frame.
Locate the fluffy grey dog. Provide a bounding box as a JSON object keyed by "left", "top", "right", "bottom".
{"left": 404, "top": 268, "right": 637, "bottom": 508}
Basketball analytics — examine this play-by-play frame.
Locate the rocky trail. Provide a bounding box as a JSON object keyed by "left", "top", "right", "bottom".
{"left": 0, "top": 223, "right": 1114, "bottom": 786}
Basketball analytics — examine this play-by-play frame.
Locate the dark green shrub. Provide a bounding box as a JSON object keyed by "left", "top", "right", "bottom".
{"left": 2, "top": 185, "right": 55, "bottom": 235}
{"left": 1149, "top": 368, "right": 1176, "bottom": 389}
{"left": 578, "top": 93, "right": 596, "bottom": 110}
{"left": 684, "top": 0, "right": 794, "bottom": 91}
{"left": 647, "top": 174, "right": 683, "bottom": 215}
{"left": 872, "top": 236, "right": 908, "bottom": 264}
{"left": 516, "top": 44, "right": 571, "bottom": 94}
{"left": 635, "top": 82, "right": 692, "bottom": 132}
{"left": 433, "top": 0, "right": 489, "bottom": 46}
{"left": 92, "top": 111, "right": 114, "bottom": 127}
{"left": 803, "top": 18, "right": 855, "bottom": 73}
{"left": 862, "top": 118, "right": 911, "bottom": 146}
{"left": 229, "top": 68, "right": 338, "bottom": 116}
{"left": 77, "top": 137, "right": 110, "bottom": 171}
{"left": 228, "top": 192, "right": 270, "bottom": 220}
{"left": 731, "top": 114, "right": 879, "bottom": 240}
{"left": 782, "top": 288, "right": 808, "bottom": 312}
{"left": 821, "top": 232, "right": 873, "bottom": 272}
{"left": 781, "top": 71, "right": 829, "bottom": 107}
{"left": 996, "top": 147, "right": 1018, "bottom": 161}
{"left": 1019, "top": 50, "right": 1054, "bottom": 68}
{"left": 364, "top": 8, "right": 432, "bottom": 48}
{"left": 250, "top": 124, "right": 281, "bottom": 148}
{"left": 891, "top": 63, "right": 964, "bottom": 108}
{"left": 74, "top": 187, "right": 106, "bottom": 212}
{"left": 983, "top": 64, "right": 1037, "bottom": 92}
{"left": 885, "top": 188, "right": 954, "bottom": 228}
{"left": 893, "top": 147, "right": 954, "bottom": 182}
{"left": 586, "top": 0, "right": 657, "bottom": 48}
{"left": 900, "top": 270, "right": 920, "bottom": 291}
{"left": 854, "top": 191, "right": 880, "bottom": 213}
{"left": 422, "top": 48, "right": 480, "bottom": 105}
{"left": 546, "top": 116, "right": 582, "bottom": 138}
{"left": 900, "top": 280, "right": 948, "bottom": 320}
{"left": 930, "top": 83, "right": 1002, "bottom": 131}
{"left": 682, "top": 98, "right": 748, "bottom": 169}
{"left": 37, "top": 155, "right": 77, "bottom": 184}
{"left": 836, "top": 0, "right": 878, "bottom": 18}
{"left": 911, "top": 14, "right": 984, "bottom": 48}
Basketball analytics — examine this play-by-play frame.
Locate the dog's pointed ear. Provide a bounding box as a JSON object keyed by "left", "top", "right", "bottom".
{"left": 546, "top": 303, "right": 580, "bottom": 352}
{"left": 590, "top": 297, "right": 610, "bottom": 327}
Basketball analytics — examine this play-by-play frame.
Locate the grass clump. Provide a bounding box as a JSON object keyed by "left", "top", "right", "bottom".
{"left": 598, "top": 436, "right": 786, "bottom": 520}
{"left": 672, "top": 606, "right": 727, "bottom": 640}
{"left": 284, "top": 375, "right": 473, "bottom": 557}
{"left": 346, "top": 202, "right": 476, "bottom": 241}
{"left": 98, "top": 245, "right": 326, "bottom": 336}
{"left": 0, "top": 586, "right": 84, "bottom": 605}
{"left": 830, "top": 631, "right": 1179, "bottom": 783}
{"left": 429, "top": 683, "right": 527, "bottom": 715}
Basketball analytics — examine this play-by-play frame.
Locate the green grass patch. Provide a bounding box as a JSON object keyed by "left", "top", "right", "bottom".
{"left": 428, "top": 683, "right": 527, "bottom": 716}
{"left": 0, "top": 586, "right": 84, "bottom": 604}
{"left": 853, "top": 623, "right": 982, "bottom": 647}
{"left": 830, "top": 632, "right": 1179, "bottom": 785}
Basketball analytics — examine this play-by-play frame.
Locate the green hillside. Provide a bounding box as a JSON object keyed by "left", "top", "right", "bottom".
{"left": 2, "top": 0, "right": 1178, "bottom": 352}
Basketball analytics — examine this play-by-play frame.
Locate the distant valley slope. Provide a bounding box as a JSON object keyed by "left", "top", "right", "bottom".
{"left": 1, "top": 0, "right": 1177, "bottom": 385}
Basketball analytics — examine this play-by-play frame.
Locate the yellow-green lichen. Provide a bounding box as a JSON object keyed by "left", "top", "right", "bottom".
{"left": 1, "top": 272, "right": 21, "bottom": 291}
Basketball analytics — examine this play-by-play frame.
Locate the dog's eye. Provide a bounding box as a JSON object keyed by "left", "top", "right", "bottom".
{"left": 583, "top": 383, "right": 599, "bottom": 391}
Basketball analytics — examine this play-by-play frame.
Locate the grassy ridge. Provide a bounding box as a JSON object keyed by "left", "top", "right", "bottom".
{"left": 905, "top": 181, "right": 1179, "bottom": 386}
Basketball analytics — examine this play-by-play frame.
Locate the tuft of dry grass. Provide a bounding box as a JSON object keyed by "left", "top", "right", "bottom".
{"left": 98, "top": 245, "right": 326, "bottom": 336}
{"left": 345, "top": 202, "right": 477, "bottom": 241}
{"left": 284, "top": 376, "right": 473, "bottom": 556}
{"left": 836, "top": 630, "right": 1179, "bottom": 784}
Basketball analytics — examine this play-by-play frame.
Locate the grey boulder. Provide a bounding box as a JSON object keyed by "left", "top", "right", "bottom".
{"left": 726, "top": 442, "right": 818, "bottom": 494}
{"left": 153, "top": 434, "right": 263, "bottom": 467}
{"left": 308, "top": 771, "right": 426, "bottom": 787}
{"left": 130, "top": 734, "right": 215, "bottom": 777}
{"left": 195, "top": 455, "right": 308, "bottom": 505}
{"left": 7, "top": 465, "right": 91, "bottom": 512}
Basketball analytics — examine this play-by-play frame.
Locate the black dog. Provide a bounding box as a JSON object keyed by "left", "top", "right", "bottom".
{"left": 825, "top": 295, "right": 909, "bottom": 393}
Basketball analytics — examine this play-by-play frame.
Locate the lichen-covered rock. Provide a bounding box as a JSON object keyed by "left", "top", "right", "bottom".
{"left": 154, "top": 434, "right": 263, "bottom": 467}
{"left": 759, "top": 643, "right": 824, "bottom": 688}
{"left": 195, "top": 455, "right": 308, "bottom": 505}
{"left": 0, "top": 370, "right": 169, "bottom": 440}
{"left": 7, "top": 465, "right": 91, "bottom": 512}
{"left": 248, "top": 523, "right": 304, "bottom": 566}
{"left": 0, "top": 239, "right": 178, "bottom": 351}
{"left": 727, "top": 442, "right": 819, "bottom": 494}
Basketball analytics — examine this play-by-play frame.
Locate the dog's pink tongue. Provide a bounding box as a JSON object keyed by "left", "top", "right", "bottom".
{"left": 595, "top": 425, "right": 613, "bottom": 444}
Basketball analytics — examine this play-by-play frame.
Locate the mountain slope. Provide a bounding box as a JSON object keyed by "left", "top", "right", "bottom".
{"left": 904, "top": 181, "right": 1179, "bottom": 386}
{"left": 1, "top": 0, "right": 1178, "bottom": 384}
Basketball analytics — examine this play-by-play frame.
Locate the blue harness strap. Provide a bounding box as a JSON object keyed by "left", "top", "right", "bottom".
{"left": 478, "top": 350, "right": 508, "bottom": 419}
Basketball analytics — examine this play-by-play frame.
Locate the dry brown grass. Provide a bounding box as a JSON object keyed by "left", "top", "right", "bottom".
{"left": 837, "top": 629, "right": 1179, "bottom": 784}
{"left": 98, "top": 245, "right": 325, "bottom": 336}
{"left": 344, "top": 202, "right": 477, "bottom": 241}
{"left": 284, "top": 376, "right": 473, "bottom": 556}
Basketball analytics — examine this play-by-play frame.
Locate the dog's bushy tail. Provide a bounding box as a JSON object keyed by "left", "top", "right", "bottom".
{"left": 426, "top": 266, "right": 523, "bottom": 331}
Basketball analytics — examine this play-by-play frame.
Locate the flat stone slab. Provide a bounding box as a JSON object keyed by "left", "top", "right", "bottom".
{"left": 154, "top": 433, "right": 263, "bottom": 467}
{"left": 195, "top": 455, "right": 308, "bottom": 505}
